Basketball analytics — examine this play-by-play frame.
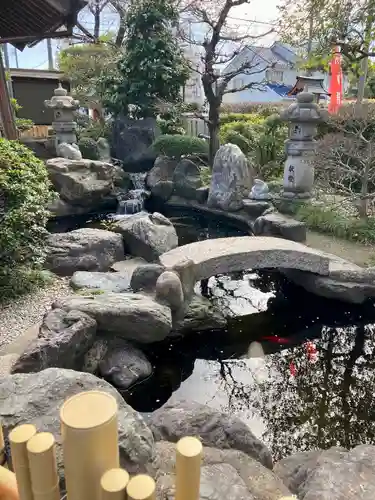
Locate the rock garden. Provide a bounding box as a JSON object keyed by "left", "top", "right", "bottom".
{"left": 3, "top": 8, "right": 375, "bottom": 495}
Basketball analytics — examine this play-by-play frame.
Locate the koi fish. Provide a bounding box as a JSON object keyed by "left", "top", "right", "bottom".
{"left": 289, "top": 362, "right": 297, "bottom": 377}
{"left": 305, "top": 341, "right": 318, "bottom": 362}
{"left": 260, "top": 336, "right": 292, "bottom": 344}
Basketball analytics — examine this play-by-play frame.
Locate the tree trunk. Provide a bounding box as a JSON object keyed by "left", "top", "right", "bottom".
{"left": 115, "top": 20, "right": 126, "bottom": 47}
{"left": 94, "top": 2, "right": 101, "bottom": 41}
{"left": 208, "top": 104, "right": 220, "bottom": 165}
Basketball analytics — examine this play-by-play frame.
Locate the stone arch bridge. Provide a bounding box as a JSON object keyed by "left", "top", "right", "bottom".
{"left": 159, "top": 236, "right": 330, "bottom": 281}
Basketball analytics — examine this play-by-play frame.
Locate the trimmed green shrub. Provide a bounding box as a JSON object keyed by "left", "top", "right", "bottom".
{"left": 220, "top": 102, "right": 288, "bottom": 117}
{"left": 220, "top": 113, "right": 264, "bottom": 126}
{"left": 78, "top": 137, "right": 100, "bottom": 160}
{"left": 158, "top": 108, "right": 186, "bottom": 135}
{"left": 75, "top": 113, "right": 112, "bottom": 142}
{"left": 151, "top": 134, "right": 209, "bottom": 158}
{"left": 0, "top": 139, "right": 53, "bottom": 301}
{"left": 15, "top": 118, "right": 34, "bottom": 131}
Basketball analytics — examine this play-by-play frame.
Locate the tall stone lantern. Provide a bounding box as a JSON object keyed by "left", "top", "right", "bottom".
{"left": 44, "top": 83, "right": 80, "bottom": 148}
{"left": 281, "top": 92, "right": 327, "bottom": 199}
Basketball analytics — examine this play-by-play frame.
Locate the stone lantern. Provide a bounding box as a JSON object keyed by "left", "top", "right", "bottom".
{"left": 281, "top": 92, "right": 327, "bottom": 200}
{"left": 44, "top": 83, "right": 80, "bottom": 148}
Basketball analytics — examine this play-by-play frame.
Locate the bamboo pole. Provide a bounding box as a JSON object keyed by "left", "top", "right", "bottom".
{"left": 175, "top": 437, "right": 202, "bottom": 500}
{"left": 26, "top": 433, "right": 60, "bottom": 500}
{"left": 0, "top": 422, "right": 7, "bottom": 468}
{"left": 100, "top": 468, "right": 129, "bottom": 500}
{"left": 126, "top": 475, "right": 155, "bottom": 500}
{"left": 0, "top": 465, "right": 19, "bottom": 500}
{"left": 9, "top": 424, "right": 36, "bottom": 500}
{"left": 60, "top": 391, "right": 119, "bottom": 500}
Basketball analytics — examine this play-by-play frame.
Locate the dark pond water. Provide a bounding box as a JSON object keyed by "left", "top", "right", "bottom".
{"left": 128, "top": 212, "right": 375, "bottom": 461}
{"left": 49, "top": 209, "right": 375, "bottom": 460}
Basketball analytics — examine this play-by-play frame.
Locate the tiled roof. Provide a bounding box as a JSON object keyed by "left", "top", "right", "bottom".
{"left": 0, "top": 0, "right": 87, "bottom": 49}
{"left": 267, "top": 83, "right": 294, "bottom": 97}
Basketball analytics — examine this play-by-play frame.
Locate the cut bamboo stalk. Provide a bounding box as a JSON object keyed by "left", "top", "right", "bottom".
{"left": 100, "top": 468, "right": 129, "bottom": 500}
{"left": 0, "top": 422, "right": 7, "bottom": 468}
{"left": 0, "top": 465, "right": 19, "bottom": 500}
{"left": 60, "top": 391, "right": 119, "bottom": 500}
{"left": 175, "top": 437, "right": 202, "bottom": 500}
{"left": 9, "top": 424, "right": 37, "bottom": 500}
{"left": 27, "top": 432, "right": 60, "bottom": 500}
{"left": 126, "top": 475, "right": 155, "bottom": 500}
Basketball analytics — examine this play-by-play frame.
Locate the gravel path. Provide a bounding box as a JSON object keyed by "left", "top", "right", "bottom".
{"left": 0, "top": 277, "right": 71, "bottom": 351}
{"left": 306, "top": 230, "right": 372, "bottom": 267}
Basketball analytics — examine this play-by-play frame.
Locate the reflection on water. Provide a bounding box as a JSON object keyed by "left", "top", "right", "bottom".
{"left": 49, "top": 209, "right": 375, "bottom": 459}
{"left": 129, "top": 213, "right": 375, "bottom": 460}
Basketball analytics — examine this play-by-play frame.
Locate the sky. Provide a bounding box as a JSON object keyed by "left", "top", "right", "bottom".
{"left": 5, "top": 0, "right": 280, "bottom": 70}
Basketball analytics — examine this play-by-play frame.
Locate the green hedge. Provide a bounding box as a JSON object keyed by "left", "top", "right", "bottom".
{"left": 219, "top": 113, "right": 286, "bottom": 180}
{"left": 151, "top": 134, "right": 209, "bottom": 158}
{"left": 0, "top": 139, "right": 53, "bottom": 300}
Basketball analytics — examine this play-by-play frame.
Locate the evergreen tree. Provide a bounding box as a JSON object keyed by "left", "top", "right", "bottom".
{"left": 100, "top": 0, "right": 189, "bottom": 118}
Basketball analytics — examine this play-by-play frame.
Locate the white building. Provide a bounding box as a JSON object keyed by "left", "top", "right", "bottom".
{"left": 221, "top": 42, "right": 331, "bottom": 104}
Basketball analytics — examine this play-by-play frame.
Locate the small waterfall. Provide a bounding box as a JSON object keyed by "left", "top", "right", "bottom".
{"left": 129, "top": 172, "right": 146, "bottom": 190}
{"left": 116, "top": 172, "right": 148, "bottom": 215}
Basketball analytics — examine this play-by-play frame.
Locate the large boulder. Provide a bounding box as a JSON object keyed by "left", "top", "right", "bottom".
{"left": 242, "top": 199, "right": 273, "bottom": 218}
{"left": 146, "top": 156, "right": 177, "bottom": 189}
{"left": 151, "top": 180, "right": 174, "bottom": 202}
{"left": 46, "top": 157, "right": 128, "bottom": 215}
{"left": 0, "top": 369, "right": 154, "bottom": 483}
{"left": 253, "top": 212, "right": 306, "bottom": 243}
{"left": 207, "top": 144, "right": 253, "bottom": 212}
{"left": 45, "top": 228, "right": 124, "bottom": 276}
{"left": 155, "top": 271, "right": 184, "bottom": 313}
{"left": 130, "top": 264, "right": 166, "bottom": 293}
{"left": 274, "top": 445, "right": 375, "bottom": 499}
{"left": 54, "top": 292, "right": 172, "bottom": 343}
{"left": 173, "top": 294, "right": 227, "bottom": 335}
{"left": 112, "top": 212, "right": 178, "bottom": 261}
{"left": 111, "top": 117, "right": 159, "bottom": 172}
{"left": 70, "top": 271, "right": 132, "bottom": 293}
{"left": 173, "top": 158, "right": 202, "bottom": 200}
{"left": 148, "top": 400, "right": 272, "bottom": 469}
{"left": 148, "top": 442, "right": 292, "bottom": 500}
{"left": 99, "top": 339, "right": 153, "bottom": 391}
{"left": 11, "top": 309, "right": 97, "bottom": 374}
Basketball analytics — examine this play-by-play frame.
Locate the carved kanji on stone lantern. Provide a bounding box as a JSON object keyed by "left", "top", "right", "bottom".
{"left": 281, "top": 92, "right": 327, "bottom": 200}
{"left": 44, "top": 83, "right": 80, "bottom": 148}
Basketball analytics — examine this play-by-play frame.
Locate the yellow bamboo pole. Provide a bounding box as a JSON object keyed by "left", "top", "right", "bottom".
{"left": 0, "top": 422, "right": 7, "bottom": 468}
{"left": 175, "top": 437, "right": 202, "bottom": 500}
{"left": 9, "top": 424, "right": 37, "bottom": 500}
{"left": 0, "top": 465, "right": 19, "bottom": 500}
{"left": 126, "top": 475, "right": 155, "bottom": 500}
{"left": 60, "top": 391, "right": 119, "bottom": 500}
{"left": 100, "top": 468, "right": 129, "bottom": 500}
{"left": 26, "top": 432, "right": 60, "bottom": 500}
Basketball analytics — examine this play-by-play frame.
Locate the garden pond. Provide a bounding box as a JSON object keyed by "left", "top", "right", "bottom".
{"left": 49, "top": 209, "right": 375, "bottom": 461}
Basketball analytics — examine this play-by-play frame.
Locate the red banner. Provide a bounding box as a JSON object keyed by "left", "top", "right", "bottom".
{"left": 328, "top": 46, "right": 343, "bottom": 113}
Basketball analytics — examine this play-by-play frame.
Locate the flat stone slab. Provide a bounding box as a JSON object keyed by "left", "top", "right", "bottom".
{"left": 111, "top": 257, "right": 147, "bottom": 273}
{"left": 159, "top": 236, "right": 330, "bottom": 281}
{"left": 54, "top": 292, "right": 172, "bottom": 343}
{"left": 70, "top": 271, "right": 132, "bottom": 292}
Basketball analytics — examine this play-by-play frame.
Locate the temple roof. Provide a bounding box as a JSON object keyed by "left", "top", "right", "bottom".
{"left": 0, "top": 0, "right": 87, "bottom": 49}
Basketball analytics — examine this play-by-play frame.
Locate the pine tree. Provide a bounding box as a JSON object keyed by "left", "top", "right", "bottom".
{"left": 100, "top": 0, "right": 189, "bottom": 118}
